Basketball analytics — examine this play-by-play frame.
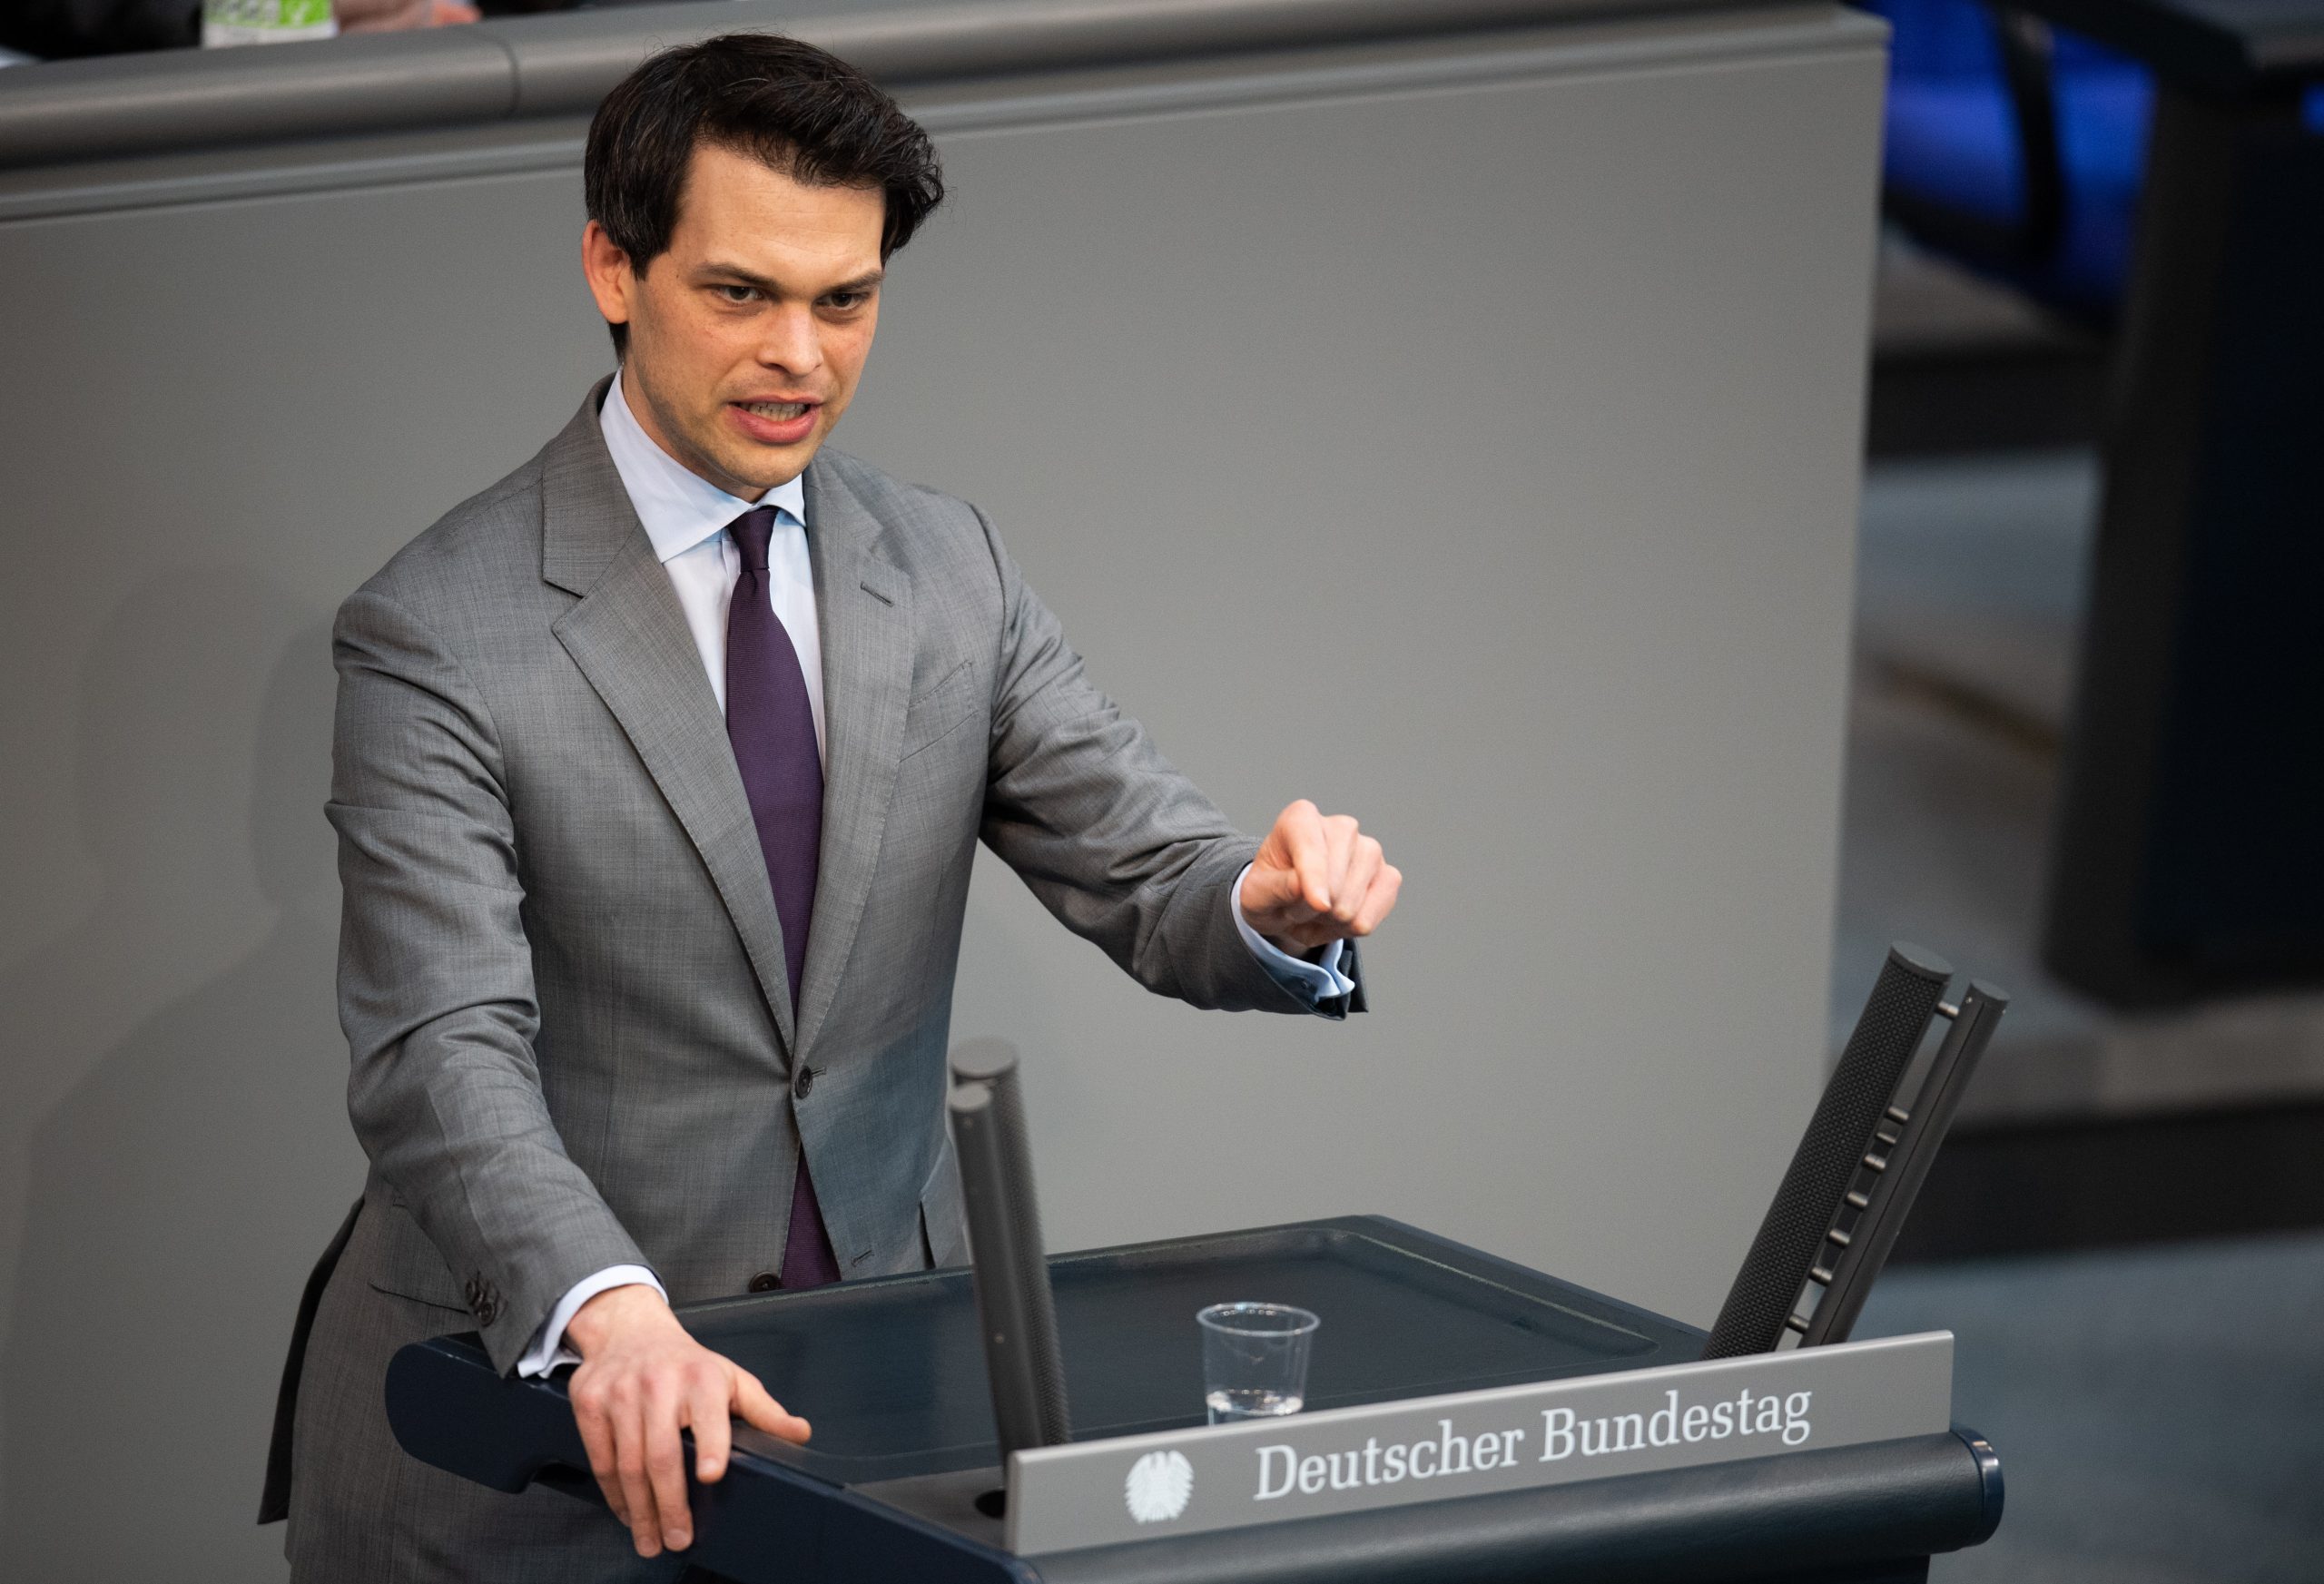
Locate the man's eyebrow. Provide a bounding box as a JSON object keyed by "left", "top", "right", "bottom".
{"left": 694, "top": 261, "right": 886, "bottom": 297}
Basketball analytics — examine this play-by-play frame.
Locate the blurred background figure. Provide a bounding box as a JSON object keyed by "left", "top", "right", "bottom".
{"left": 2, "top": 0, "right": 488, "bottom": 59}
{"left": 333, "top": 0, "right": 481, "bottom": 31}
{"left": 0, "top": 0, "right": 212, "bottom": 57}
{"left": 1870, "top": 0, "right": 2152, "bottom": 328}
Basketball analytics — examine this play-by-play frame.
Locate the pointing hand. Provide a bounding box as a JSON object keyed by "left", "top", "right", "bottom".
{"left": 1240, "top": 800, "right": 1402, "bottom": 954}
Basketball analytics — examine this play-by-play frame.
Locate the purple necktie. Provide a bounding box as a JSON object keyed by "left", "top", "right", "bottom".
{"left": 724, "top": 506, "right": 842, "bottom": 1290}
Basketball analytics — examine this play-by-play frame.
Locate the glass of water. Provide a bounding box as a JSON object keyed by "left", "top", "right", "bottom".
{"left": 1198, "top": 1303, "right": 1319, "bottom": 1423}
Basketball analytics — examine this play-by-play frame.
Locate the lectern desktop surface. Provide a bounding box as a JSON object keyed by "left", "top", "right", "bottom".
{"left": 388, "top": 1218, "right": 2001, "bottom": 1584}
{"left": 688, "top": 1217, "right": 1689, "bottom": 1483}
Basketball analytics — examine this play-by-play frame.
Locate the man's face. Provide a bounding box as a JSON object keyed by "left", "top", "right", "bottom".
{"left": 583, "top": 142, "right": 888, "bottom": 499}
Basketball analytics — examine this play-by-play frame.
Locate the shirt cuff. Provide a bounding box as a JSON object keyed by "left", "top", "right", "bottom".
{"left": 515, "top": 1264, "right": 665, "bottom": 1379}
{"left": 1230, "top": 863, "right": 1356, "bottom": 1003}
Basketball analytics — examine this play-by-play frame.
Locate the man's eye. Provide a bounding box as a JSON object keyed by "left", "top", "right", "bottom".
{"left": 714, "top": 285, "right": 759, "bottom": 303}
{"left": 824, "top": 291, "right": 868, "bottom": 310}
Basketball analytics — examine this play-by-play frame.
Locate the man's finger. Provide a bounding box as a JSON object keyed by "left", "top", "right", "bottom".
{"left": 1246, "top": 802, "right": 1325, "bottom": 925}
{"left": 644, "top": 1381, "right": 694, "bottom": 1550}
{"left": 1322, "top": 821, "right": 1363, "bottom": 913}
{"left": 573, "top": 1379, "right": 628, "bottom": 1524}
{"left": 612, "top": 1397, "right": 660, "bottom": 1557}
{"left": 1334, "top": 837, "right": 1383, "bottom": 927}
{"left": 1352, "top": 863, "right": 1403, "bottom": 935}
{"left": 690, "top": 1372, "right": 734, "bottom": 1484}
{"left": 734, "top": 1369, "right": 813, "bottom": 1444}
{"left": 1277, "top": 801, "right": 1332, "bottom": 912}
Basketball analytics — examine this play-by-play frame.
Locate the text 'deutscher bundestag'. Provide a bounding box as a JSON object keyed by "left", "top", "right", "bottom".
{"left": 1006, "top": 1331, "right": 1955, "bottom": 1554}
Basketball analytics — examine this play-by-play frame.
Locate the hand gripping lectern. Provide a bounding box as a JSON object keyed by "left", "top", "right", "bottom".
{"left": 386, "top": 948, "right": 2008, "bottom": 1582}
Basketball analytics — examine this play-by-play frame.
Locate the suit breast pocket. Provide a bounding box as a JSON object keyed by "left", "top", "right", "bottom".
{"left": 900, "top": 657, "right": 980, "bottom": 763}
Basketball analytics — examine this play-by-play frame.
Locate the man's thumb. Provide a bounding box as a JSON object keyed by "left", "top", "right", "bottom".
{"left": 1243, "top": 857, "right": 1291, "bottom": 905}
{"left": 736, "top": 1374, "right": 812, "bottom": 1443}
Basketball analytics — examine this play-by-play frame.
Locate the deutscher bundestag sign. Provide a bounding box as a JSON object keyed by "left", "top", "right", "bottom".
{"left": 1005, "top": 1331, "right": 1954, "bottom": 1555}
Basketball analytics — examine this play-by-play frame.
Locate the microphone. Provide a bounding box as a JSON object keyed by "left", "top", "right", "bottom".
{"left": 1797, "top": 978, "right": 2007, "bottom": 1346}
{"left": 1701, "top": 942, "right": 1957, "bottom": 1358}
{"left": 948, "top": 1039, "right": 1072, "bottom": 1478}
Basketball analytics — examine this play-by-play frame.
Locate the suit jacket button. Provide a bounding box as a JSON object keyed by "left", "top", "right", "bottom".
{"left": 792, "top": 1067, "right": 814, "bottom": 1101}
{"left": 747, "top": 1272, "right": 782, "bottom": 1294}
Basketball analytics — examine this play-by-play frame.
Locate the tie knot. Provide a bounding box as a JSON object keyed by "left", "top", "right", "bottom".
{"left": 728, "top": 506, "right": 781, "bottom": 573}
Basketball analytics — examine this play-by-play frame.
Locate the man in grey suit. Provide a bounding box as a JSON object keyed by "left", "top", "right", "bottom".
{"left": 266, "top": 33, "right": 1401, "bottom": 1581}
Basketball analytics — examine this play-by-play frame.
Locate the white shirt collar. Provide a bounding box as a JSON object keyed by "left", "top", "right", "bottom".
{"left": 599, "top": 367, "right": 807, "bottom": 565}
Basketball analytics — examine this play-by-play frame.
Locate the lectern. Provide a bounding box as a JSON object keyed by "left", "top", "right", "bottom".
{"left": 388, "top": 1219, "right": 2000, "bottom": 1582}
{"left": 387, "top": 949, "right": 2006, "bottom": 1580}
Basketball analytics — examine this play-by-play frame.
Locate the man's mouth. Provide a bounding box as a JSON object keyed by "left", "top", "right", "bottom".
{"left": 727, "top": 398, "right": 822, "bottom": 446}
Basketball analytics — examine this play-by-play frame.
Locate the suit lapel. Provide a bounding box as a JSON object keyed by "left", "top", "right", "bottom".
{"left": 794, "top": 459, "right": 914, "bottom": 1061}
{"left": 542, "top": 382, "right": 798, "bottom": 1053}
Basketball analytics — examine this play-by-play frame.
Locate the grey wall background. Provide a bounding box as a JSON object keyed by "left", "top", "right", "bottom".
{"left": 0, "top": 9, "right": 1884, "bottom": 1576}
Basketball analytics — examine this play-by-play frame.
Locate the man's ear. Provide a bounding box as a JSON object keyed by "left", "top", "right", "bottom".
{"left": 580, "top": 221, "right": 635, "bottom": 337}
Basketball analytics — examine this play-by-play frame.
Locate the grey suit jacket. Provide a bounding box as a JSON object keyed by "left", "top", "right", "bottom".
{"left": 266, "top": 379, "right": 1356, "bottom": 1564}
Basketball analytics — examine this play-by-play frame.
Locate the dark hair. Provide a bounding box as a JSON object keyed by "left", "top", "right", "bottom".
{"left": 584, "top": 33, "right": 945, "bottom": 358}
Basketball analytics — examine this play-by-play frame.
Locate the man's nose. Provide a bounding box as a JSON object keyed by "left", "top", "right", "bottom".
{"left": 757, "top": 304, "right": 822, "bottom": 377}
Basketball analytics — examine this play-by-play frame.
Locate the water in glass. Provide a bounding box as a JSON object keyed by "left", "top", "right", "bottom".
{"left": 1207, "top": 1386, "right": 1304, "bottom": 1423}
